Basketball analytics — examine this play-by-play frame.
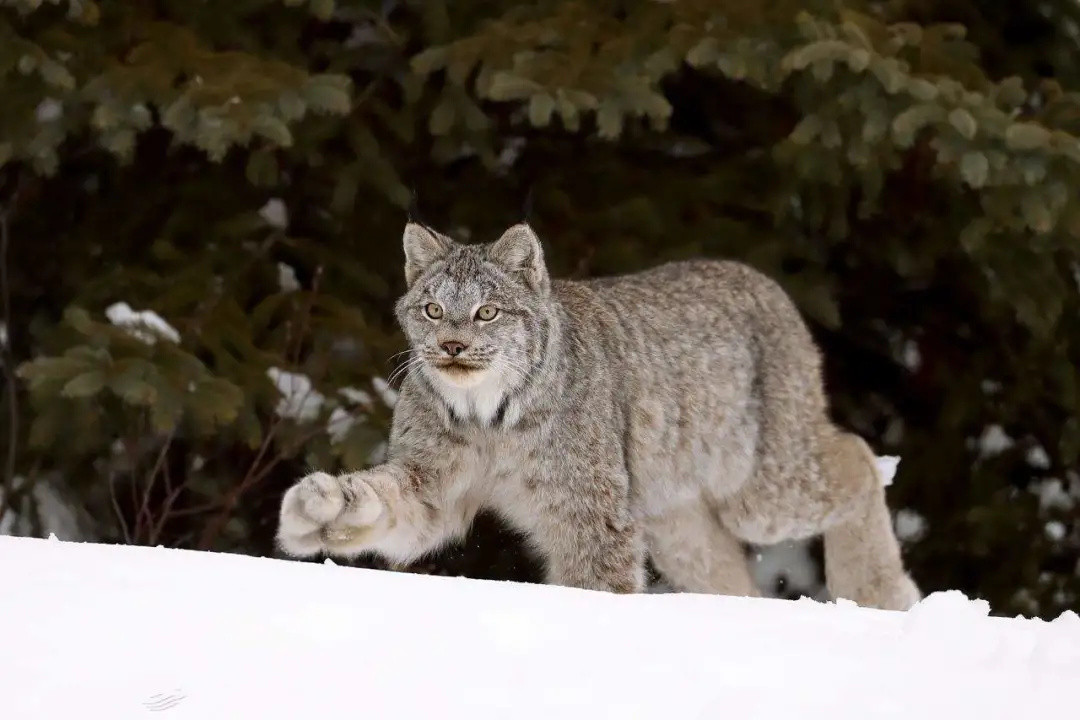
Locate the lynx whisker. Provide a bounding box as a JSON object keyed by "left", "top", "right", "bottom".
{"left": 387, "top": 356, "right": 426, "bottom": 387}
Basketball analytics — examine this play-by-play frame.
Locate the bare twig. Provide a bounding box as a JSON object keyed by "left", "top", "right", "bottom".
{"left": 195, "top": 408, "right": 284, "bottom": 550}
{"left": 245, "top": 424, "right": 325, "bottom": 489}
{"left": 123, "top": 431, "right": 144, "bottom": 541}
{"left": 135, "top": 424, "right": 176, "bottom": 544}
{"left": 108, "top": 471, "right": 132, "bottom": 544}
{"left": 297, "top": 266, "right": 324, "bottom": 357}
{"left": 196, "top": 265, "right": 326, "bottom": 550}
{"left": 148, "top": 461, "right": 183, "bottom": 546}
{"left": 164, "top": 500, "right": 227, "bottom": 519}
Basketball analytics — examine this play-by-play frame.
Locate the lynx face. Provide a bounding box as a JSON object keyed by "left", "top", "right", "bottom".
{"left": 394, "top": 223, "right": 550, "bottom": 398}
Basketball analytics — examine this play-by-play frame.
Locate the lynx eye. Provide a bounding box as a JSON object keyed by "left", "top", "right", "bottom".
{"left": 423, "top": 302, "right": 443, "bottom": 320}
{"left": 475, "top": 304, "right": 499, "bottom": 322}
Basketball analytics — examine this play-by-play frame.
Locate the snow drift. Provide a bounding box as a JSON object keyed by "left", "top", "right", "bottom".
{"left": 1, "top": 536, "right": 1077, "bottom": 719}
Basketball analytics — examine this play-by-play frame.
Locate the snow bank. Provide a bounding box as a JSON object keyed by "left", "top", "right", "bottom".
{"left": 1, "top": 536, "right": 1077, "bottom": 720}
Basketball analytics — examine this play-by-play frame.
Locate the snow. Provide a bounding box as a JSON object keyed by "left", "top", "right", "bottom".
{"left": 1034, "top": 477, "right": 1075, "bottom": 512}
{"left": 105, "top": 302, "right": 181, "bottom": 345}
{"left": 750, "top": 539, "right": 823, "bottom": 600}
{"left": 1045, "top": 521, "right": 1067, "bottom": 542}
{"left": 325, "top": 406, "right": 354, "bottom": 443}
{"left": 976, "top": 424, "right": 1014, "bottom": 457}
{"left": 874, "top": 454, "right": 899, "bottom": 486}
{"left": 339, "top": 385, "right": 374, "bottom": 407}
{"left": 372, "top": 375, "right": 398, "bottom": 408}
{"left": 0, "top": 475, "right": 94, "bottom": 541}
{"left": 895, "top": 508, "right": 928, "bottom": 543}
{"left": 900, "top": 338, "right": 921, "bottom": 371}
{"left": 887, "top": 332, "right": 920, "bottom": 371}
{"left": 495, "top": 136, "right": 526, "bottom": 174}
{"left": 368, "top": 439, "right": 388, "bottom": 463}
{"left": 1026, "top": 444, "right": 1051, "bottom": 470}
{"left": 259, "top": 198, "right": 289, "bottom": 229}
{"left": 277, "top": 261, "right": 300, "bottom": 292}
{"left": 2, "top": 536, "right": 1079, "bottom": 719}
{"left": 266, "top": 367, "right": 324, "bottom": 422}
{"left": 35, "top": 98, "right": 62, "bottom": 123}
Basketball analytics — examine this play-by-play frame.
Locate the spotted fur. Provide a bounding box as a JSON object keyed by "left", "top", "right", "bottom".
{"left": 277, "top": 222, "right": 920, "bottom": 609}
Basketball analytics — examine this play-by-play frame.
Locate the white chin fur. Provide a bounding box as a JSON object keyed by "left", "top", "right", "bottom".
{"left": 426, "top": 364, "right": 510, "bottom": 426}
{"left": 433, "top": 365, "right": 489, "bottom": 389}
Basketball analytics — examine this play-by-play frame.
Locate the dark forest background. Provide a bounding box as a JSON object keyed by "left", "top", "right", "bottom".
{"left": 2, "top": 0, "right": 1079, "bottom": 619}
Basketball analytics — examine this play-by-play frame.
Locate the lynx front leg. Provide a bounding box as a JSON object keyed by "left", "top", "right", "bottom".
{"left": 277, "top": 471, "right": 384, "bottom": 557}
{"left": 532, "top": 472, "right": 647, "bottom": 594}
{"left": 277, "top": 464, "right": 481, "bottom": 564}
{"left": 542, "top": 523, "right": 646, "bottom": 594}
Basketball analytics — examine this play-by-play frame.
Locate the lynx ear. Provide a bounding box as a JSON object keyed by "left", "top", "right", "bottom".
{"left": 403, "top": 222, "right": 452, "bottom": 286}
{"left": 488, "top": 223, "right": 549, "bottom": 293}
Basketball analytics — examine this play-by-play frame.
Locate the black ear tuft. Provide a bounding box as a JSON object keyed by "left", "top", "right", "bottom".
{"left": 521, "top": 185, "right": 535, "bottom": 225}
{"left": 407, "top": 188, "right": 422, "bottom": 224}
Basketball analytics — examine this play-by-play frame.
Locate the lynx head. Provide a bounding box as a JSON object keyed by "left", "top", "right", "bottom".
{"left": 394, "top": 221, "right": 552, "bottom": 398}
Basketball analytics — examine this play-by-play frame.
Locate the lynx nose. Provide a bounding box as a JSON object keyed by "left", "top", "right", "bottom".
{"left": 440, "top": 340, "right": 468, "bottom": 357}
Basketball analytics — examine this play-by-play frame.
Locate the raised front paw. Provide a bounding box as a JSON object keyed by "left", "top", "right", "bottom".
{"left": 276, "top": 471, "right": 385, "bottom": 557}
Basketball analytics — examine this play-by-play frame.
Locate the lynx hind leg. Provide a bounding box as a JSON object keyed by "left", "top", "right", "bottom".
{"left": 643, "top": 501, "right": 760, "bottom": 597}
{"left": 819, "top": 432, "right": 921, "bottom": 610}
{"left": 719, "top": 429, "right": 919, "bottom": 610}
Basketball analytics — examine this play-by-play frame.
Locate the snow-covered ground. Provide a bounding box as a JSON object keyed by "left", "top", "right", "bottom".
{"left": 1, "top": 537, "right": 1078, "bottom": 719}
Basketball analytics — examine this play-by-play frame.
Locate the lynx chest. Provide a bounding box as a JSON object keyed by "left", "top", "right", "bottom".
{"left": 444, "top": 424, "right": 550, "bottom": 532}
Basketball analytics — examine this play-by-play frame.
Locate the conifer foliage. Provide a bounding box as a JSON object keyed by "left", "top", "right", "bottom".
{"left": 1, "top": 0, "right": 1078, "bottom": 617}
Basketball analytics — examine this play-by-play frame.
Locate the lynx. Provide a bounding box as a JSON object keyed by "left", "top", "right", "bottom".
{"left": 276, "top": 221, "right": 920, "bottom": 610}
